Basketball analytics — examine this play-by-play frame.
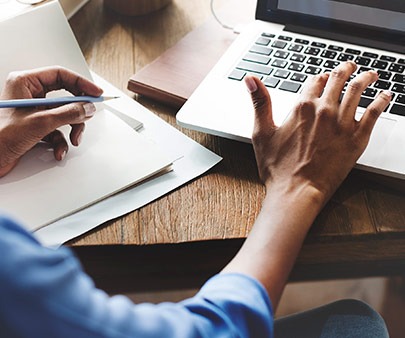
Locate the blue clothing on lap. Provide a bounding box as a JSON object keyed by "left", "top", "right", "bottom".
{"left": 0, "top": 216, "right": 273, "bottom": 338}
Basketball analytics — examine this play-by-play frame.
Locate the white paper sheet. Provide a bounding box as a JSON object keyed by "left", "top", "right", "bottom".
{"left": 34, "top": 73, "right": 222, "bottom": 247}
{"left": 0, "top": 107, "right": 172, "bottom": 232}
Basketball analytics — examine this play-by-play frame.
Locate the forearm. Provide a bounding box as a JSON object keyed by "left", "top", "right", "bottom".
{"left": 222, "top": 180, "right": 326, "bottom": 309}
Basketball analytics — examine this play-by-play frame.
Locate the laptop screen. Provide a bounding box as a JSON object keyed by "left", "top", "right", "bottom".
{"left": 257, "top": 0, "right": 405, "bottom": 49}
{"left": 276, "top": 0, "right": 405, "bottom": 33}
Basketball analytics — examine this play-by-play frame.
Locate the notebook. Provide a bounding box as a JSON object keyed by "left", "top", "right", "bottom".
{"left": 0, "top": 1, "right": 172, "bottom": 231}
{"left": 177, "top": 0, "right": 405, "bottom": 179}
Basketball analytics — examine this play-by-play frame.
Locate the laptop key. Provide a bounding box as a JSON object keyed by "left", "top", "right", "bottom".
{"left": 295, "top": 38, "right": 309, "bottom": 45}
{"left": 328, "top": 45, "right": 344, "bottom": 52}
{"left": 311, "top": 41, "right": 326, "bottom": 48}
{"left": 288, "top": 44, "right": 304, "bottom": 52}
{"left": 377, "top": 70, "right": 392, "bottom": 81}
{"left": 236, "top": 61, "right": 273, "bottom": 75}
{"left": 262, "top": 33, "right": 276, "bottom": 38}
{"left": 279, "top": 35, "right": 292, "bottom": 41}
{"left": 363, "top": 87, "right": 377, "bottom": 98}
{"left": 272, "top": 40, "right": 288, "bottom": 49}
{"left": 358, "top": 66, "right": 372, "bottom": 74}
{"left": 291, "top": 53, "right": 306, "bottom": 62}
{"left": 263, "top": 77, "right": 280, "bottom": 88}
{"left": 358, "top": 97, "right": 373, "bottom": 108}
{"left": 392, "top": 84, "right": 405, "bottom": 94}
{"left": 256, "top": 37, "right": 271, "bottom": 46}
{"left": 307, "top": 57, "right": 323, "bottom": 66}
{"left": 389, "top": 63, "right": 405, "bottom": 74}
{"left": 363, "top": 52, "right": 378, "bottom": 59}
{"left": 291, "top": 73, "right": 307, "bottom": 82}
{"left": 243, "top": 53, "right": 271, "bottom": 65}
{"left": 396, "top": 94, "right": 405, "bottom": 104}
{"left": 371, "top": 60, "right": 388, "bottom": 70}
{"left": 228, "top": 69, "right": 246, "bottom": 81}
{"left": 338, "top": 53, "right": 354, "bottom": 61}
{"left": 324, "top": 60, "right": 340, "bottom": 69}
{"left": 355, "top": 56, "right": 371, "bottom": 66}
{"left": 321, "top": 50, "right": 337, "bottom": 59}
{"left": 279, "top": 81, "right": 301, "bottom": 93}
{"left": 374, "top": 80, "right": 391, "bottom": 90}
{"left": 249, "top": 45, "right": 273, "bottom": 56}
{"left": 305, "top": 66, "right": 322, "bottom": 75}
{"left": 393, "top": 74, "right": 405, "bottom": 84}
{"left": 274, "top": 69, "right": 290, "bottom": 79}
{"left": 346, "top": 48, "right": 361, "bottom": 55}
{"left": 381, "top": 55, "right": 396, "bottom": 62}
{"left": 274, "top": 51, "right": 289, "bottom": 59}
{"left": 305, "top": 47, "right": 321, "bottom": 56}
{"left": 272, "top": 59, "right": 288, "bottom": 68}
{"left": 288, "top": 63, "right": 305, "bottom": 72}
{"left": 390, "top": 104, "right": 405, "bottom": 116}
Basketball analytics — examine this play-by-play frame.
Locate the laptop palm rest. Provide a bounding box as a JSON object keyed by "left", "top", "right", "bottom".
{"left": 358, "top": 113, "right": 398, "bottom": 172}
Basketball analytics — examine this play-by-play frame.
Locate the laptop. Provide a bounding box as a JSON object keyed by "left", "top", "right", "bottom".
{"left": 176, "top": 0, "right": 405, "bottom": 179}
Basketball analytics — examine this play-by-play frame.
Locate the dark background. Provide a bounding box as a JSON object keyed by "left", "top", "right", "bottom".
{"left": 330, "top": 0, "right": 405, "bottom": 13}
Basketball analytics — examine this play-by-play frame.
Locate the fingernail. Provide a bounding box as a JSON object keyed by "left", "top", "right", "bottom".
{"left": 61, "top": 150, "right": 67, "bottom": 161}
{"left": 245, "top": 76, "right": 258, "bottom": 93}
{"left": 382, "top": 90, "right": 392, "bottom": 98}
{"left": 84, "top": 103, "right": 96, "bottom": 117}
{"left": 348, "top": 60, "right": 357, "bottom": 70}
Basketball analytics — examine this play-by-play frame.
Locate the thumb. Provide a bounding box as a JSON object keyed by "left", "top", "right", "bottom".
{"left": 244, "top": 76, "right": 275, "bottom": 135}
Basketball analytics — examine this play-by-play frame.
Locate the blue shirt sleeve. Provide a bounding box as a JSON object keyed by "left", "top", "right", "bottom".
{"left": 0, "top": 216, "right": 273, "bottom": 338}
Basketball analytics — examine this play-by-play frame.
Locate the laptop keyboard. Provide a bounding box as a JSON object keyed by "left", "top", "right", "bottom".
{"left": 228, "top": 32, "right": 405, "bottom": 117}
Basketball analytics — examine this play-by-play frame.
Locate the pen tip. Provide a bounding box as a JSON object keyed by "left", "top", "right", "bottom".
{"left": 104, "top": 96, "right": 120, "bottom": 101}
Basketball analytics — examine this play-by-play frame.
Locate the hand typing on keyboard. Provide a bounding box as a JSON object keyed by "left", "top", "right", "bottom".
{"left": 224, "top": 61, "right": 391, "bottom": 309}
{"left": 245, "top": 60, "right": 391, "bottom": 201}
{"left": 229, "top": 32, "right": 404, "bottom": 117}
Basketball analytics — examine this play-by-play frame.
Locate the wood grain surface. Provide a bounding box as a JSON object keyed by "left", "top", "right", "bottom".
{"left": 67, "top": 0, "right": 405, "bottom": 291}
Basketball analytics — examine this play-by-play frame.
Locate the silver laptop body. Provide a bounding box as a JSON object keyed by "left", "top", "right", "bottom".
{"left": 177, "top": 0, "right": 405, "bottom": 179}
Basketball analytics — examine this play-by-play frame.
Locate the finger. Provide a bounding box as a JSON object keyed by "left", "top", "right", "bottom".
{"left": 300, "top": 72, "right": 329, "bottom": 99}
{"left": 340, "top": 70, "right": 379, "bottom": 120}
{"left": 358, "top": 90, "right": 391, "bottom": 137}
{"left": 20, "top": 66, "right": 103, "bottom": 97}
{"left": 43, "top": 130, "right": 68, "bottom": 161}
{"left": 70, "top": 123, "right": 85, "bottom": 146}
{"left": 245, "top": 76, "right": 275, "bottom": 135}
{"left": 322, "top": 61, "right": 357, "bottom": 103}
{"left": 32, "top": 102, "right": 96, "bottom": 136}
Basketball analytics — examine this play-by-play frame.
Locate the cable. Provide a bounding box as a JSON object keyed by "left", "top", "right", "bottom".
{"left": 210, "top": 0, "right": 234, "bottom": 31}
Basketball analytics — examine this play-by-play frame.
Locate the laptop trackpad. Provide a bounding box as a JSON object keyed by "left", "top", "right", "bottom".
{"left": 358, "top": 114, "right": 397, "bottom": 166}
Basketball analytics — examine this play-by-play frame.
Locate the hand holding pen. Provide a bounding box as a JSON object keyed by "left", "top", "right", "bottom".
{"left": 0, "top": 66, "right": 104, "bottom": 178}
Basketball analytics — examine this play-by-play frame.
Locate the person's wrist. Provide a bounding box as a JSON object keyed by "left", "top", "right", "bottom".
{"left": 264, "top": 177, "right": 327, "bottom": 213}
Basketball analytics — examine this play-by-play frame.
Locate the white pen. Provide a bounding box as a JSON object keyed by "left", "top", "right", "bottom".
{"left": 0, "top": 96, "right": 119, "bottom": 109}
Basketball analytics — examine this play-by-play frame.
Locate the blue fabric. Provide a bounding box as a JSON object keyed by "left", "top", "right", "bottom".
{"left": 0, "top": 216, "right": 273, "bottom": 338}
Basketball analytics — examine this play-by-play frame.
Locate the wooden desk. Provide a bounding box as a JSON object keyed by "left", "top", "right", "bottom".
{"left": 68, "top": 0, "right": 405, "bottom": 293}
